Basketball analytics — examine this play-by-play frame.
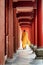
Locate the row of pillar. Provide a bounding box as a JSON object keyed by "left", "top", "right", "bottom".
{"left": 32, "top": 0, "right": 43, "bottom": 47}
{"left": 13, "top": 8, "right": 20, "bottom": 53}
{"left": 0, "top": 0, "right": 20, "bottom": 65}
{"left": 0, "top": 0, "right": 43, "bottom": 64}
{"left": 5, "top": 0, "right": 14, "bottom": 59}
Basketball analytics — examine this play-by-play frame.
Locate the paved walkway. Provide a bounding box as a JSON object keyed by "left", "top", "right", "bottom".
{"left": 5, "top": 47, "right": 43, "bottom": 65}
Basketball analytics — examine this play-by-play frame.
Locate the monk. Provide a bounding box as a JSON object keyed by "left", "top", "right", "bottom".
{"left": 22, "top": 30, "right": 31, "bottom": 49}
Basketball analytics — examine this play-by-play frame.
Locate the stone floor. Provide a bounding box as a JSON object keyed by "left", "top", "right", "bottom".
{"left": 5, "top": 47, "right": 43, "bottom": 65}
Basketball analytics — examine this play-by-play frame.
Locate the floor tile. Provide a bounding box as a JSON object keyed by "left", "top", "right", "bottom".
{"left": 5, "top": 47, "right": 43, "bottom": 65}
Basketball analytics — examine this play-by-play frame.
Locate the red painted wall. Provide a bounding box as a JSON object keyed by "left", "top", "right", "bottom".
{"left": 21, "top": 25, "right": 32, "bottom": 42}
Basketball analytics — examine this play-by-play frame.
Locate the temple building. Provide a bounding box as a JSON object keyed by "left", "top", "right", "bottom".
{"left": 0, "top": 0, "right": 43, "bottom": 65}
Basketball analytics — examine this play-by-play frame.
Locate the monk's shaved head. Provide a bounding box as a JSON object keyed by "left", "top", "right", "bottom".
{"left": 23, "top": 30, "right": 26, "bottom": 32}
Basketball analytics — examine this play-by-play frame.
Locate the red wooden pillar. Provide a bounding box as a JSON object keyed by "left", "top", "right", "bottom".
{"left": 42, "top": 0, "right": 43, "bottom": 45}
{"left": 37, "top": 0, "right": 43, "bottom": 47}
{"left": 5, "top": 0, "right": 9, "bottom": 57}
{"left": 0, "top": 0, "right": 5, "bottom": 64}
{"left": 17, "top": 23, "right": 19, "bottom": 49}
{"left": 6, "top": 0, "right": 9, "bottom": 35}
{"left": 16, "top": 18, "right": 18, "bottom": 50}
{"left": 13, "top": 8, "right": 17, "bottom": 52}
{"left": 35, "top": 14, "right": 37, "bottom": 46}
{"left": 8, "top": 0, "right": 14, "bottom": 58}
{"left": 18, "top": 26, "right": 21, "bottom": 47}
{"left": 32, "top": 20, "right": 35, "bottom": 45}
{"left": 17, "top": 24, "right": 20, "bottom": 49}
{"left": 34, "top": 9, "right": 37, "bottom": 46}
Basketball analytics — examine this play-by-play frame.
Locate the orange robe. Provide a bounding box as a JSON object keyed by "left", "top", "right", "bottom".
{"left": 22, "top": 32, "right": 31, "bottom": 48}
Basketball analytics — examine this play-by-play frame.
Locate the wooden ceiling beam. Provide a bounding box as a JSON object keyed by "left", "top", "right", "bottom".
{"left": 18, "top": 18, "right": 33, "bottom": 22}
{"left": 16, "top": 12, "right": 34, "bottom": 17}
{"left": 13, "top": 1, "right": 35, "bottom": 8}
{"left": 17, "top": 16, "right": 33, "bottom": 20}
{"left": 20, "top": 22, "right": 32, "bottom": 26}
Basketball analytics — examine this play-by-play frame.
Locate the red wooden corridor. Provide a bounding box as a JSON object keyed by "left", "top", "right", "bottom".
{"left": 0, "top": 0, "right": 43, "bottom": 65}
